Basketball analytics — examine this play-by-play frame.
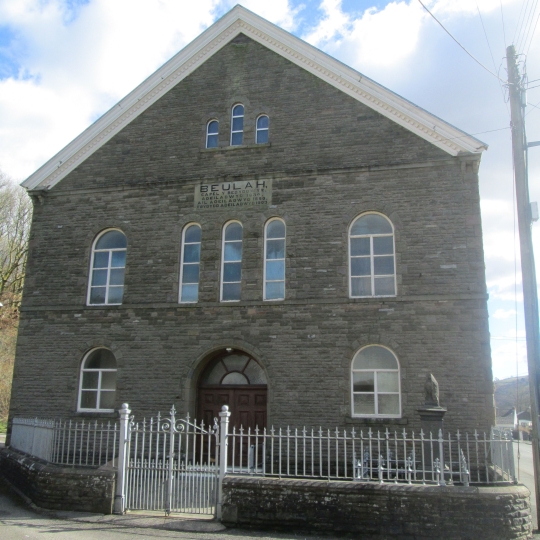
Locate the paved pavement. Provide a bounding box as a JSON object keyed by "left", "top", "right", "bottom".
{"left": 514, "top": 440, "right": 539, "bottom": 533}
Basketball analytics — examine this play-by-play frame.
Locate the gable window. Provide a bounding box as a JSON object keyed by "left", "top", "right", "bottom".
{"left": 256, "top": 115, "right": 269, "bottom": 144}
{"left": 180, "top": 223, "right": 202, "bottom": 303}
{"left": 349, "top": 213, "right": 395, "bottom": 297}
{"left": 351, "top": 345, "right": 400, "bottom": 418}
{"left": 206, "top": 120, "right": 219, "bottom": 148}
{"left": 230, "top": 104, "right": 244, "bottom": 146}
{"left": 221, "top": 221, "right": 243, "bottom": 301}
{"left": 78, "top": 348, "right": 117, "bottom": 412}
{"left": 88, "top": 229, "right": 127, "bottom": 305}
{"left": 264, "top": 218, "right": 285, "bottom": 300}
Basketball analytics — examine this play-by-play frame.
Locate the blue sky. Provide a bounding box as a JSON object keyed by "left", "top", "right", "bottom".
{"left": 0, "top": 0, "right": 538, "bottom": 380}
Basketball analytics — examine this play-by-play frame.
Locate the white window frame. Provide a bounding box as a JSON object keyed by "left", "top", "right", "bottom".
{"left": 179, "top": 222, "right": 202, "bottom": 304}
{"left": 230, "top": 104, "right": 244, "bottom": 146}
{"left": 256, "top": 114, "right": 269, "bottom": 144}
{"left": 77, "top": 348, "right": 117, "bottom": 413}
{"left": 348, "top": 212, "right": 396, "bottom": 298}
{"left": 206, "top": 119, "right": 219, "bottom": 148}
{"left": 220, "top": 220, "right": 243, "bottom": 302}
{"left": 351, "top": 345, "right": 401, "bottom": 419}
{"left": 87, "top": 228, "right": 127, "bottom": 306}
{"left": 263, "top": 217, "right": 285, "bottom": 301}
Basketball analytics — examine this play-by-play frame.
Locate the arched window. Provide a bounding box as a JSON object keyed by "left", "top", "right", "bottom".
{"left": 201, "top": 353, "right": 267, "bottom": 385}
{"left": 256, "top": 115, "right": 269, "bottom": 144}
{"left": 349, "top": 213, "right": 395, "bottom": 297}
{"left": 351, "top": 345, "right": 400, "bottom": 418}
{"left": 206, "top": 120, "right": 219, "bottom": 148}
{"left": 264, "top": 218, "right": 285, "bottom": 300}
{"left": 230, "top": 104, "right": 244, "bottom": 146}
{"left": 221, "top": 221, "right": 243, "bottom": 301}
{"left": 88, "top": 229, "right": 127, "bottom": 305}
{"left": 78, "top": 348, "right": 117, "bottom": 412}
{"left": 179, "top": 223, "right": 201, "bottom": 303}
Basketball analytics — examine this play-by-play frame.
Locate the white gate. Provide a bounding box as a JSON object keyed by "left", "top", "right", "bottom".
{"left": 120, "top": 405, "right": 222, "bottom": 516}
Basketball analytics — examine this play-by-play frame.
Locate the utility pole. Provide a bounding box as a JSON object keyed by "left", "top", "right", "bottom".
{"left": 507, "top": 44, "right": 540, "bottom": 529}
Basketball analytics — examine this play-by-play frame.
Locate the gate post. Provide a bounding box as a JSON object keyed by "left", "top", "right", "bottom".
{"left": 114, "top": 403, "right": 131, "bottom": 514}
{"left": 216, "top": 405, "right": 230, "bottom": 520}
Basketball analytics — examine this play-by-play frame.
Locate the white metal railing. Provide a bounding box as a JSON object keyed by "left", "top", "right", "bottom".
{"left": 10, "top": 417, "right": 119, "bottom": 468}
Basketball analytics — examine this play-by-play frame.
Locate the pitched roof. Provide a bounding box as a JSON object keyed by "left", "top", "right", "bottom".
{"left": 22, "top": 4, "right": 487, "bottom": 191}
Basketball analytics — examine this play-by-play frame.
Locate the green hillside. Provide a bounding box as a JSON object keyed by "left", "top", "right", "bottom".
{"left": 494, "top": 376, "right": 530, "bottom": 416}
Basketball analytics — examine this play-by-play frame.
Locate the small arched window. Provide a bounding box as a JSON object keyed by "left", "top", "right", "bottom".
{"left": 349, "top": 213, "right": 395, "bottom": 298}
{"left": 206, "top": 120, "right": 219, "bottom": 148}
{"left": 230, "top": 104, "right": 244, "bottom": 146}
{"left": 88, "top": 229, "right": 127, "bottom": 305}
{"left": 78, "top": 348, "right": 117, "bottom": 412}
{"left": 264, "top": 218, "right": 285, "bottom": 300}
{"left": 351, "top": 345, "right": 400, "bottom": 418}
{"left": 256, "top": 115, "right": 269, "bottom": 144}
{"left": 180, "top": 223, "right": 202, "bottom": 303}
{"left": 221, "top": 221, "right": 243, "bottom": 301}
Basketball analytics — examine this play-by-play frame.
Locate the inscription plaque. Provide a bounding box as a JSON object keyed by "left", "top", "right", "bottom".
{"left": 194, "top": 180, "right": 272, "bottom": 210}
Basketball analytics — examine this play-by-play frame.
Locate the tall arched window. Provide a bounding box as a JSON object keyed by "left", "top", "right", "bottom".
{"left": 179, "top": 223, "right": 202, "bottom": 303}
{"left": 264, "top": 218, "right": 285, "bottom": 300}
{"left": 351, "top": 345, "right": 400, "bottom": 418}
{"left": 88, "top": 229, "right": 127, "bottom": 305}
{"left": 221, "top": 221, "right": 243, "bottom": 301}
{"left": 230, "top": 104, "right": 244, "bottom": 146}
{"left": 349, "top": 213, "right": 395, "bottom": 297}
{"left": 78, "top": 348, "right": 117, "bottom": 412}
{"left": 206, "top": 120, "right": 219, "bottom": 148}
{"left": 256, "top": 115, "right": 269, "bottom": 144}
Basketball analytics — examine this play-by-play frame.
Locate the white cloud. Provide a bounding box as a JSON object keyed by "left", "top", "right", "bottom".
{"left": 220, "top": 0, "right": 299, "bottom": 30}
{"left": 492, "top": 308, "right": 518, "bottom": 319}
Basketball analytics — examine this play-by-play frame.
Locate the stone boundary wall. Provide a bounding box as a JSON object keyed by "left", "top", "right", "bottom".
{"left": 0, "top": 448, "right": 115, "bottom": 514}
{"left": 222, "top": 476, "right": 532, "bottom": 539}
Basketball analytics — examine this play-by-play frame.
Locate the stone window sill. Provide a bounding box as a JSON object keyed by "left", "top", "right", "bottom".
{"left": 200, "top": 143, "right": 271, "bottom": 153}
{"left": 345, "top": 417, "right": 408, "bottom": 426}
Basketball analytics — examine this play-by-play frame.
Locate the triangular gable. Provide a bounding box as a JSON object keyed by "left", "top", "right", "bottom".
{"left": 22, "top": 4, "right": 487, "bottom": 191}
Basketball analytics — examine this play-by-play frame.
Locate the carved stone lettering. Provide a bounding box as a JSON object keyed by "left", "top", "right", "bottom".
{"left": 194, "top": 180, "right": 272, "bottom": 210}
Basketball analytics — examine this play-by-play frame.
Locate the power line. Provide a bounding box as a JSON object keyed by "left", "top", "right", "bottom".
{"left": 513, "top": 0, "right": 529, "bottom": 46}
{"left": 527, "top": 84, "right": 540, "bottom": 90}
{"left": 519, "top": 0, "right": 539, "bottom": 53}
{"left": 500, "top": 0, "right": 508, "bottom": 48}
{"left": 526, "top": 12, "right": 540, "bottom": 56}
{"left": 417, "top": 0, "right": 507, "bottom": 83}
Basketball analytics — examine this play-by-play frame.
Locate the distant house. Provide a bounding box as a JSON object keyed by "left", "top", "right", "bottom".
{"left": 495, "top": 408, "right": 517, "bottom": 430}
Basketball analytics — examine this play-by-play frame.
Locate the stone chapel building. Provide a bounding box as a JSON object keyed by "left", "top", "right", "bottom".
{"left": 9, "top": 6, "right": 495, "bottom": 435}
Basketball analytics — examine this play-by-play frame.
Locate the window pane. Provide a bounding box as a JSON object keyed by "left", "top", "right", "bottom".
{"left": 109, "top": 268, "right": 125, "bottom": 286}
{"left": 185, "top": 225, "right": 201, "bottom": 243}
{"left": 374, "top": 256, "right": 394, "bottom": 275}
{"left": 221, "top": 372, "right": 249, "bottom": 385}
{"left": 224, "top": 262, "right": 241, "bottom": 282}
{"left": 80, "top": 391, "right": 97, "bottom": 409}
{"left": 373, "top": 236, "right": 393, "bottom": 255}
{"left": 224, "top": 242, "right": 242, "bottom": 261}
{"left": 182, "top": 264, "right": 200, "bottom": 284}
{"left": 351, "top": 277, "right": 371, "bottom": 297}
{"left": 378, "top": 372, "right": 399, "bottom": 392}
{"left": 351, "top": 257, "right": 370, "bottom": 277}
{"left": 353, "top": 393, "right": 375, "bottom": 415}
{"left": 82, "top": 371, "right": 99, "bottom": 389}
{"left": 222, "top": 282, "right": 241, "bottom": 301}
{"left": 99, "top": 391, "right": 116, "bottom": 410}
{"left": 184, "top": 243, "right": 201, "bottom": 263}
{"left": 111, "top": 251, "right": 126, "bottom": 268}
{"left": 266, "top": 281, "right": 284, "bottom": 300}
{"left": 107, "top": 286, "right": 124, "bottom": 304}
{"left": 351, "top": 215, "right": 392, "bottom": 236}
{"left": 256, "top": 129, "right": 268, "bottom": 144}
{"left": 207, "top": 121, "right": 218, "bottom": 134}
{"left": 266, "top": 239, "right": 284, "bottom": 259}
{"left": 266, "top": 260, "right": 284, "bottom": 281}
{"left": 353, "top": 346, "right": 397, "bottom": 370}
{"left": 350, "top": 237, "right": 370, "bottom": 256}
{"left": 225, "top": 223, "right": 242, "bottom": 241}
{"left": 86, "top": 349, "right": 116, "bottom": 369}
{"left": 266, "top": 220, "right": 285, "bottom": 239}
{"left": 203, "top": 360, "right": 227, "bottom": 384}
{"left": 90, "top": 287, "right": 106, "bottom": 304}
{"left": 257, "top": 116, "right": 269, "bottom": 129}
{"left": 223, "top": 354, "right": 249, "bottom": 372}
{"left": 93, "top": 251, "right": 109, "bottom": 268}
{"left": 96, "top": 230, "right": 127, "bottom": 249}
{"left": 233, "top": 104, "right": 244, "bottom": 116}
{"left": 101, "top": 371, "right": 117, "bottom": 390}
{"left": 353, "top": 372, "right": 374, "bottom": 392}
{"left": 244, "top": 359, "right": 267, "bottom": 384}
{"left": 207, "top": 134, "right": 218, "bottom": 148}
{"left": 181, "top": 284, "right": 199, "bottom": 302}
{"left": 378, "top": 394, "right": 400, "bottom": 415}
{"left": 231, "top": 132, "right": 243, "bottom": 146}
{"left": 374, "top": 277, "right": 395, "bottom": 296}
{"left": 232, "top": 117, "right": 244, "bottom": 131}
{"left": 92, "top": 269, "right": 107, "bottom": 286}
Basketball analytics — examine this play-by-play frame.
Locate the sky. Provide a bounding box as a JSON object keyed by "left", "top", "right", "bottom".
{"left": 0, "top": 0, "right": 539, "bottom": 381}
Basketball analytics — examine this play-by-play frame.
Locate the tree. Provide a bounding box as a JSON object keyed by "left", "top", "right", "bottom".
{"left": 0, "top": 172, "right": 32, "bottom": 421}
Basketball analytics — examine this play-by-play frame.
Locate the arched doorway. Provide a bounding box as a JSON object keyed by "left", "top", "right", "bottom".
{"left": 197, "top": 349, "right": 267, "bottom": 431}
